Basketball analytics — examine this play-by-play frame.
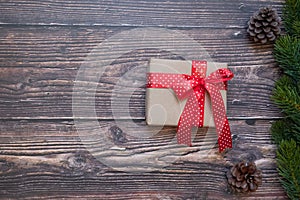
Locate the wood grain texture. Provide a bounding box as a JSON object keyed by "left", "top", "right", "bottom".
{"left": 0, "top": 0, "right": 287, "bottom": 199}
{"left": 0, "top": 26, "right": 280, "bottom": 67}
{"left": 0, "top": 119, "right": 287, "bottom": 199}
{"left": 0, "top": 26, "right": 282, "bottom": 119}
{"left": 0, "top": 0, "right": 283, "bottom": 28}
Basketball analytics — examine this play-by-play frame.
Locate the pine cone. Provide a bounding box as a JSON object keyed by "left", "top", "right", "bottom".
{"left": 247, "top": 6, "right": 281, "bottom": 44}
{"left": 226, "top": 161, "right": 262, "bottom": 193}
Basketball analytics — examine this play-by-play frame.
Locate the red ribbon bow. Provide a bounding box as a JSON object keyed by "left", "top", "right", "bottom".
{"left": 147, "top": 60, "right": 234, "bottom": 152}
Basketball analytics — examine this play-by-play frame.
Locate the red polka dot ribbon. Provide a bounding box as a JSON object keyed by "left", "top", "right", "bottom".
{"left": 147, "top": 60, "right": 234, "bottom": 152}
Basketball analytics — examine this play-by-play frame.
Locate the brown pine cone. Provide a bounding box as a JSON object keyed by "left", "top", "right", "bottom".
{"left": 247, "top": 6, "right": 281, "bottom": 44}
{"left": 226, "top": 161, "right": 262, "bottom": 193}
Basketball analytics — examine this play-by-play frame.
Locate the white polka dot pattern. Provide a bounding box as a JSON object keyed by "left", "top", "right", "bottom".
{"left": 147, "top": 60, "right": 234, "bottom": 152}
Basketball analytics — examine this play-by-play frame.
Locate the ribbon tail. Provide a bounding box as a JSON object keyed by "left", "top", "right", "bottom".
{"left": 206, "top": 84, "right": 232, "bottom": 152}
{"left": 177, "top": 120, "right": 192, "bottom": 146}
{"left": 218, "top": 118, "right": 232, "bottom": 151}
{"left": 177, "top": 94, "right": 199, "bottom": 146}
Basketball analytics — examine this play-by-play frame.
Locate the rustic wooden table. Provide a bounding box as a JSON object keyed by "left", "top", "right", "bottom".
{"left": 0, "top": 0, "right": 288, "bottom": 199}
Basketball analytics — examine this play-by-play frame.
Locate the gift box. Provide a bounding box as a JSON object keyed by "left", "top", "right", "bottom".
{"left": 146, "top": 58, "right": 228, "bottom": 127}
{"left": 145, "top": 58, "right": 233, "bottom": 152}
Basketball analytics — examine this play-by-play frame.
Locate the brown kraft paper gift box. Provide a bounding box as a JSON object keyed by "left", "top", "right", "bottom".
{"left": 146, "top": 58, "right": 228, "bottom": 128}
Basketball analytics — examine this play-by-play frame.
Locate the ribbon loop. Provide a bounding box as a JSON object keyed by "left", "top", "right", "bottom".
{"left": 147, "top": 60, "right": 234, "bottom": 152}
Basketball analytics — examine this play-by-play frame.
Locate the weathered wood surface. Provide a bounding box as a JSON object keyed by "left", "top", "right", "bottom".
{"left": 0, "top": 0, "right": 287, "bottom": 199}
{"left": 0, "top": 120, "right": 285, "bottom": 199}
{"left": 0, "top": 26, "right": 281, "bottom": 119}
{"left": 0, "top": 0, "right": 282, "bottom": 27}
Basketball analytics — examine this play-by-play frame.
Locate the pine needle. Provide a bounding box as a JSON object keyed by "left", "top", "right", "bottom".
{"left": 271, "top": 0, "right": 300, "bottom": 198}
{"left": 277, "top": 140, "right": 300, "bottom": 200}
{"left": 272, "top": 75, "right": 300, "bottom": 117}
{"left": 284, "top": 0, "right": 300, "bottom": 37}
{"left": 274, "top": 36, "right": 300, "bottom": 80}
{"left": 271, "top": 120, "right": 300, "bottom": 145}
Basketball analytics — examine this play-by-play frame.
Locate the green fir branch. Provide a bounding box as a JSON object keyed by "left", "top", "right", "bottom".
{"left": 272, "top": 75, "right": 300, "bottom": 118}
{"left": 274, "top": 35, "right": 300, "bottom": 79}
{"left": 283, "top": 0, "right": 300, "bottom": 37}
{"left": 271, "top": 1, "right": 300, "bottom": 199}
{"left": 271, "top": 120, "right": 300, "bottom": 145}
{"left": 276, "top": 140, "right": 300, "bottom": 200}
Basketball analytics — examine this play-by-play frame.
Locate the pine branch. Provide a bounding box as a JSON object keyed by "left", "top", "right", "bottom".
{"left": 271, "top": 1, "right": 300, "bottom": 199}
{"left": 272, "top": 75, "right": 300, "bottom": 118}
{"left": 274, "top": 35, "right": 300, "bottom": 80}
{"left": 271, "top": 120, "right": 300, "bottom": 145}
{"left": 277, "top": 140, "right": 300, "bottom": 200}
{"left": 283, "top": 0, "right": 300, "bottom": 37}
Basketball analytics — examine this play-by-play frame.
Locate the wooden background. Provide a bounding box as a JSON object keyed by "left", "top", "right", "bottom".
{"left": 0, "top": 0, "right": 288, "bottom": 199}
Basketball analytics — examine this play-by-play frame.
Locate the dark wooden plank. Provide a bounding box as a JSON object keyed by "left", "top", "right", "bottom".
{"left": 0, "top": 119, "right": 287, "bottom": 199}
{"left": 0, "top": 26, "right": 281, "bottom": 119}
{"left": 0, "top": 65, "right": 281, "bottom": 119}
{"left": 0, "top": 0, "right": 283, "bottom": 28}
{"left": 0, "top": 26, "right": 279, "bottom": 67}
{"left": 0, "top": 1, "right": 287, "bottom": 199}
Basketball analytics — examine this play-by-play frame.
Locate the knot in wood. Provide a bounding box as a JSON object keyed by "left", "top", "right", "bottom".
{"left": 109, "top": 125, "right": 128, "bottom": 144}
{"left": 67, "top": 154, "right": 87, "bottom": 170}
